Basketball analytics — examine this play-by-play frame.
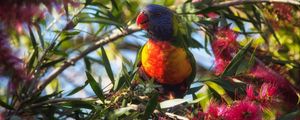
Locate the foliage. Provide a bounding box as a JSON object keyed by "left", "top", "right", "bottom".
{"left": 0, "top": 0, "right": 300, "bottom": 119}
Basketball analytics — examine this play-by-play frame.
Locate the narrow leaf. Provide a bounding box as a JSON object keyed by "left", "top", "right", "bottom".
{"left": 40, "top": 57, "right": 65, "bottom": 68}
{"left": 84, "top": 57, "right": 91, "bottom": 72}
{"left": 221, "top": 39, "right": 253, "bottom": 77}
{"left": 143, "top": 93, "right": 159, "bottom": 119}
{"left": 67, "top": 81, "right": 89, "bottom": 96}
{"left": 206, "top": 81, "right": 233, "bottom": 104}
{"left": 101, "top": 47, "right": 115, "bottom": 85}
{"left": 160, "top": 99, "right": 187, "bottom": 109}
{"left": 27, "top": 49, "right": 38, "bottom": 71}
{"left": 28, "top": 26, "right": 38, "bottom": 50}
{"left": 0, "top": 99, "right": 14, "bottom": 110}
{"left": 278, "top": 110, "right": 300, "bottom": 120}
{"left": 36, "top": 25, "right": 45, "bottom": 49}
{"left": 79, "top": 17, "right": 123, "bottom": 27}
{"left": 111, "top": 0, "right": 119, "bottom": 11}
{"left": 86, "top": 72, "right": 105, "bottom": 103}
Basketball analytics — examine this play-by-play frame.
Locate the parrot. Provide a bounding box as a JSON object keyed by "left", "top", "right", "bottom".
{"left": 135, "top": 4, "right": 198, "bottom": 99}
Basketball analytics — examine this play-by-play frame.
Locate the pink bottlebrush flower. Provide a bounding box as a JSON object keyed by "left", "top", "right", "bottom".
{"left": 191, "top": 111, "right": 205, "bottom": 120}
{"left": 0, "top": 30, "right": 31, "bottom": 91}
{"left": 273, "top": 3, "right": 293, "bottom": 22}
{"left": 212, "top": 27, "right": 239, "bottom": 75}
{"left": 246, "top": 85, "right": 257, "bottom": 101}
{"left": 196, "top": 12, "right": 219, "bottom": 19}
{"left": 250, "top": 64, "right": 288, "bottom": 88}
{"left": 224, "top": 101, "right": 262, "bottom": 120}
{"left": 214, "top": 58, "right": 230, "bottom": 75}
{"left": 250, "top": 64, "right": 298, "bottom": 105}
{"left": 214, "top": 27, "right": 238, "bottom": 42}
{"left": 0, "top": 112, "right": 4, "bottom": 120}
{"left": 246, "top": 83, "right": 278, "bottom": 107}
{"left": 192, "top": 0, "right": 219, "bottom": 19}
{"left": 259, "top": 83, "right": 277, "bottom": 99}
{"left": 0, "top": 0, "right": 79, "bottom": 27}
{"left": 204, "top": 102, "right": 227, "bottom": 120}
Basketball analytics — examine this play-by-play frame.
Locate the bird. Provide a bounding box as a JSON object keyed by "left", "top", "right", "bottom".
{"left": 135, "top": 4, "right": 198, "bottom": 99}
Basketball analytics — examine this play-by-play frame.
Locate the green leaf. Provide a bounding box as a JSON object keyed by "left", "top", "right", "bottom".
{"left": 84, "top": 57, "right": 92, "bottom": 72}
{"left": 28, "top": 26, "right": 38, "bottom": 50}
{"left": 278, "top": 110, "right": 300, "bottom": 120}
{"left": 113, "top": 63, "right": 138, "bottom": 91}
{"left": 221, "top": 39, "right": 253, "bottom": 77}
{"left": 36, "top": 25, "right": 45, "bottom": 49}
{"left": 212, "top": 79, "right": 236, "bottom": 93}
{"left": 160, "top": 99, "right": 187, "bottom": 109}
{"left": 143, "top": 93, "right": 159, "bottom": 119}
{"left": 86, "top": 72, "right": 105, "bottom": 103}
{"left": 101, "top": 47, "right": 115, "bottom": 85}
{"left": 164, "top": 0, "right": 175, "bottom": 6}
{"left": 189, "top": 37, "right": 204, "bottom": 48}
{"left": 67, "top": 80, "right": 89, "bottom": 96}
{"left": 113, "top": 106, "right": 137, "bottom": 117}
{"left": 27, "top": 49, "right": 38, "bottom": 71}
{"left": 188, "top": 93, "right": 210, "bottom": 104}
{"left": 40, "top": 57, "right": 65, "bottom": 68}
{"left": 63, "top": 101, "right": 95, "bottom": 110}
{"left": 206, "top": 81, "right": 233, "bottom": 104}
{"left": 196, "top": 85, "right": 211, "bottom": 111}
{"left": 111, "top": 0, "right": 119, "bottom": 11}
{"left": 186, "top": 85, "right": 203, "bottom": 95}
{"left": 78, "top": 17, "right": 123, "bottom": 27}
{"left": 33, "top": 91, "right": 63, "bottom": 103}
{"left": 0, "top": 99, "right": 14, "bottom": 110}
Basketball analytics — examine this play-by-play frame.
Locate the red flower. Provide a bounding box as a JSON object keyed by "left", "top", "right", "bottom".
{"left": 246, "top": 83, "right": 278, "bottom": 107}
{"left": 202, "top": 102, "right": 227, "bottom": 120}
{"left": 246, "top": 85, "right": 256, "bottom": 100}
{"left": 273, "top": 3, "right": 293, "bottom": 22}
{"left": 260, "top": 83, "right": 277, "bottom": 99}
{"left": 214, "top": 58, "right": 230, "bottom": 75}
{"left": 250, "top": 64, "right": 298, "bottom": 105}
{"left": 224, "top": 101, "right": 262, "bottom": 120}
{"left": 250, "top": 64, "right": 288, "bottom": 88}
{"left": 0, "top": 112, "right": 4, "bottom": 120}
{"left": 212, "top": 27, "right": 239, "bottom": 75}
{"left": 0, "top": 0, "right": 79, "bottom": 27}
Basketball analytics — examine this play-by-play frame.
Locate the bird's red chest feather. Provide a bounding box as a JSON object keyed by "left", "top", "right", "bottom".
{"left": 141, "top": 39, "right": 192, "bottom": 85}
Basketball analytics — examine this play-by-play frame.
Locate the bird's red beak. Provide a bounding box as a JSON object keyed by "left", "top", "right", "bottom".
{"left": 136, "top": 12, "right": 149, "bottom": 29}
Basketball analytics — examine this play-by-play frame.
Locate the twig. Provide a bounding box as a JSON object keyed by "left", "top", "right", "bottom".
{"left": 31, "top": 97, "right": 97, "bottom": 108}
{"left": 213, "top": 0, "right": 300, "bottom": 7}
{"left": 34, "top": 26, "right": 141, "bottom": 94}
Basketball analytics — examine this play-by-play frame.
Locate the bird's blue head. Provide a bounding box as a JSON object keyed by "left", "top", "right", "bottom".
{"left": 136, "top": 4, "right": 174, "bottom": 40}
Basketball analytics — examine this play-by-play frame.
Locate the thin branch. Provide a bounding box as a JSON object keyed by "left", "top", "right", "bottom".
{"left": 213, "top": 0, "right": 300, "bottom": 7}
{"left": 29, "top": 97, "right": 97, "bottom": 107}
{"left": 34, "top": 26, "right": 141, "bottom": 94}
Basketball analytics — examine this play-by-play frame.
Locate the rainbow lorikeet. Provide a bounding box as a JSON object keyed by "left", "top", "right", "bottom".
{"left": 135, "top": 4, "right": 198, "bottom": 98}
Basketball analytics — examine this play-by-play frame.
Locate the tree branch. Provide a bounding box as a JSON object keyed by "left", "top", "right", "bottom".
{"left": 213, "top": 0, "right": 300, "bottom": 7}
{"left": 34, "top": 26, "right": 141, "bottom": 94}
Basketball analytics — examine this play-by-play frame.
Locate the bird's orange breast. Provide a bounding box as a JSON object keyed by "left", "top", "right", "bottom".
{"left": 141, "top": 39, "right": 192, "bottom": 85}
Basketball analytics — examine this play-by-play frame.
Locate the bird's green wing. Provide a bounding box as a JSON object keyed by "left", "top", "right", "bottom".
{"left": 172, "top": 13, "right": 197, "bottom": 94}
{"left": 172, "top": 14, "right": 202, "bottom": 48}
